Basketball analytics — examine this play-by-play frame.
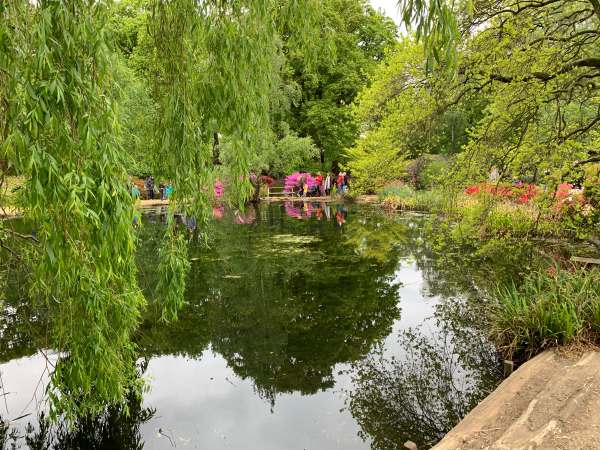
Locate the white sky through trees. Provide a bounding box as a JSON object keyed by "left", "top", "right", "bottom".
{"left": 369, "top": 0, "right": 400, "bottom": 25}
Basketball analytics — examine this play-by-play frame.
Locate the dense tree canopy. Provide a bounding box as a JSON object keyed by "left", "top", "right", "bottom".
{"left": 348, "top": 0, "right": 600, "bottom": 195}
{"left": 283, "top": 0, "right": 397, "bottom": 168}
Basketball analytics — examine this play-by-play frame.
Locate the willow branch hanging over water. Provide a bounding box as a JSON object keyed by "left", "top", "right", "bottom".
{"left": 0, "top": 0, "right": 321, "bottom": 422}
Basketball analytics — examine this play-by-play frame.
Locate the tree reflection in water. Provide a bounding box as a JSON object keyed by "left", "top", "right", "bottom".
{"left": 348, "top": 297, "right": 502, "bottom": 449}
{"left": 136, "top": 203, "right": 403, "bottom": 405}
{"left": 1, "top": 204, "right": 530, "bottom": 449}
{"left": 2, "top": 362, "right": 155, "bottom": 450}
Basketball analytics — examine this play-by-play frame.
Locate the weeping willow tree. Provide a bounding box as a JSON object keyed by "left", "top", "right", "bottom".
{"left": 0, "top": 0, "right": 320, "bottom": 421}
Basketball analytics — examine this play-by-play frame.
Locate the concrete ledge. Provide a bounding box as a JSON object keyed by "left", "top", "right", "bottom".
{"left": 433, "top": 349, "right": 600, "bottom": 449}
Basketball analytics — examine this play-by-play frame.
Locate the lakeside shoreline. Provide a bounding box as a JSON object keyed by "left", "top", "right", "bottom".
{"left": 1, "top": 195, "right": 382, "bottom": 219}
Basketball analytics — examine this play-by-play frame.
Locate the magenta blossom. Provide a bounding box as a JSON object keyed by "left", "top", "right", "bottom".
{"left": 284, "top": 172, "right": 316, "bottom": 193}
{"left": 214, "top": 180, "right": 224, "bottom": 199}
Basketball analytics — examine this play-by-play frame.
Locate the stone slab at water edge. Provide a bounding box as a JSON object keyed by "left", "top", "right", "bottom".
{"left": 433, "top": 349, "right": 600, "bottom": 450}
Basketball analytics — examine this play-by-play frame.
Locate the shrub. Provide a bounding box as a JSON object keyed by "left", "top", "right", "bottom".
{"left": 491, "top": 268, "right": 600, "bottom": 358}
{"left": 378, "top": 184, "right": 446, "bottom": 212}
{"left": 404, "top": 155, "right": 449, "bottom": 190}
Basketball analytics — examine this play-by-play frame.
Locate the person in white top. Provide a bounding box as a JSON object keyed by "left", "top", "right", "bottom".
{"left": 324, "top": 173, "right": 332, "bottom": 195}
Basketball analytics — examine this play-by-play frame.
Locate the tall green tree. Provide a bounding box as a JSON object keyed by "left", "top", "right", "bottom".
{"left": 396, "top": 0, "right": 600, "bottom": 182}
{"left": 348, "top": 0, "right": 599, "bottom": 194}
{"left": 346, "top": 39, "right": 484, "bottom": 193}
{"left": 285, "top": 0, "right": 397, "bottom": 166}
{"left": 2, "top": 0, "right": 144, "bottom": 421}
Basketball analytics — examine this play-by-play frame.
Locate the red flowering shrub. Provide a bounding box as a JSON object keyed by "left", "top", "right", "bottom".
{"left": 464, "top": 182, "right": 539, "bottom": 204}
{"left": 464, "top": 185, "right": 480, "bottom": 195}
{"left": 260, "top": 175, "right": 274, "bottom": 186}
{"left": 555, "top": 182, "right": 585, "bottom": 212}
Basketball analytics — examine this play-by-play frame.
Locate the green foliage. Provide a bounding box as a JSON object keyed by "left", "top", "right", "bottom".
{"left": 2, "top": 0, "right": 145, "bottom": 421}
{"left": 346, "top": 39, "right": 481, "bottom": 193}
{"left": 561, "top": 163, "right": 600, "bottom": 240}
{"left": 286, "top": 0, "right": 397, "bottom": 166}
{"left": 446, "top": 196, "right": 563, "bottom": 243}
{"left": 378, "top": 185, "right": 445, "bottom": 212}
{"left": 405, "top": 154, "right": 449, "bottom": 189}
{"left": 349, "top": 1, "right": 599, "bottom": 245}
{"left": 113, "top": 57, "right": 156, "bottom": 176}
{"left": 0, "top": 0, "right": 326, "bottom": 423}
{"left": 155, "top": 228, "right": 190, "bottom": 322}
{"left": 345, "top": 133, "right": 408, "bottom": 193}
{"left": 491, "top": 268, "right": 600, "bottom": 358}
{"left": 397, "top": 0, "right": 468, "bottom": 69}
{"left": 448, "top": 2, "right": 600, "bottom": 187}
{"left": 270, "top": 133, "right": 320, "bottom": 175}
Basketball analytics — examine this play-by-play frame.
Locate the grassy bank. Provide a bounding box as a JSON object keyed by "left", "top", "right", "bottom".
{"left": 378, "top": 183, "right": 600, "bottom": 360}
{"left": 378, "top": 184, "right": 579, "bottom": 240}
{"left": 378, "top": 185, "right": 447, "bottom": 212}
{"left": 491, "top": 267, "right": 600, "bottom": 359}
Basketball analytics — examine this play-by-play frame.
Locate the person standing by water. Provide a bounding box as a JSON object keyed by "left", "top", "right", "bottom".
{"left": 336, "top": 172, "right": 344, "bottom": 193}
{"left": 145, "top": 176, "right": 155, "bottom": 200}
{"left": 324, "top": 173, "right": 332, "bottom": 196}
{"left": 296, "top": 174, "right": 304, "bottom": 197}
{"left": 315, "top": 172, "right": 323, "bottom": 196}
{"left": 343, "top": 172, "right": 350, "bottom": 193}
{"left": 489, "top": 165, "right": 500, "bottom": 183}
{"left": 131, "top": 183, "right": 141, "bottom": 199}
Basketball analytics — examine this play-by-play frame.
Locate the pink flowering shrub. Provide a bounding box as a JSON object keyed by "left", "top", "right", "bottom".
{"left": 214, "top": 180, "right": 224, "bottom": 199}
{"left": 284, "top": 172, "right": 316, "bottom": 193}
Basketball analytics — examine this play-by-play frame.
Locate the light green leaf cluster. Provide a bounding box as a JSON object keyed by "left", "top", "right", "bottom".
{"left": 112, "top": 57, "right": 157, "bottom": 176}
{"left": 271, "top": 133, "right": 321, "bottom": 175}
{"left": 346, "top": 40, "right": 443, "bottom": 192}
{"left": 397, "top": 0, "right": 472, "bottom": 69}
{"left": 451, "top": 2, "right": 600, "bottom": 186}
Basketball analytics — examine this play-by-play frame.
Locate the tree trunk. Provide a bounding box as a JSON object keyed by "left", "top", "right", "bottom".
{"left": 212, "top": 131, "right": 221, "bottom": 165}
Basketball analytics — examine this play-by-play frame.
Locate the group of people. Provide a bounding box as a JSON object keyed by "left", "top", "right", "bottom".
{"left": 143, "top": 176, "right": 173, "bottom": 200}
{"left": 297, "top": 172, "right": 350, "bottom": 197}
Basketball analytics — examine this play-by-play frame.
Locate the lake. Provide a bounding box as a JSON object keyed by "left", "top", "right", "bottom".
{"left": 0, "top": 202, "right": 506, "bottom": 449}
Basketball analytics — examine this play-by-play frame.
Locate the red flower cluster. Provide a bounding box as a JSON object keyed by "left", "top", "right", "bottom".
{"left": 464, "top": 182, "right": 539, "bottom": 203}
{"left": 260, "top": 175, "right": 275, "bottom": 186}
{"left": 555, "top": 183, "right": 585, "bottom": 211}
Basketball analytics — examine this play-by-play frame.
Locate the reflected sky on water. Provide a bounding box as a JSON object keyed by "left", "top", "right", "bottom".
{"left": 0, "top": 202, "right": 508, "bottom": 449}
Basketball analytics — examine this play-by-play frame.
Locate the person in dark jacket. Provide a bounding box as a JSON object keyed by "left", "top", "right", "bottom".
{"left": 145, "top": 176, "right": 155, "bottom": 200}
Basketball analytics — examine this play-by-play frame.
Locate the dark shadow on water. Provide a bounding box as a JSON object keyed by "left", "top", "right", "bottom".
{"left": 0, "top": 362, "right": 155, "bottom": 450}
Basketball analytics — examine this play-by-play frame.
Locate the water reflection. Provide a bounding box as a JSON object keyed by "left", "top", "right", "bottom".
{"left": 348, "top": 297, "right": 501, "bottom": 449}
{"left": 0, "top": 203, "right": 513, "bottom": 449}
{"left": 283, "top": 201, "right": 348, "bottom": 226}
{"left": 0, "top": 361, "right": 153, "bottom": 450}
{"left": 138, "top": 203, "right": 401, "bottom": 403}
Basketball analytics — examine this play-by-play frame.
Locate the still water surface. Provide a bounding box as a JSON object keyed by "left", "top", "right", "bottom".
{"left": 0, "top": 202, "right": 505, "bottom": 449}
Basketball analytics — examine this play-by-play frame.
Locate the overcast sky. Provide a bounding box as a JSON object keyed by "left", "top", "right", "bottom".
{"left": 369, "top": 0, "right": 401, "bottom": 25}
